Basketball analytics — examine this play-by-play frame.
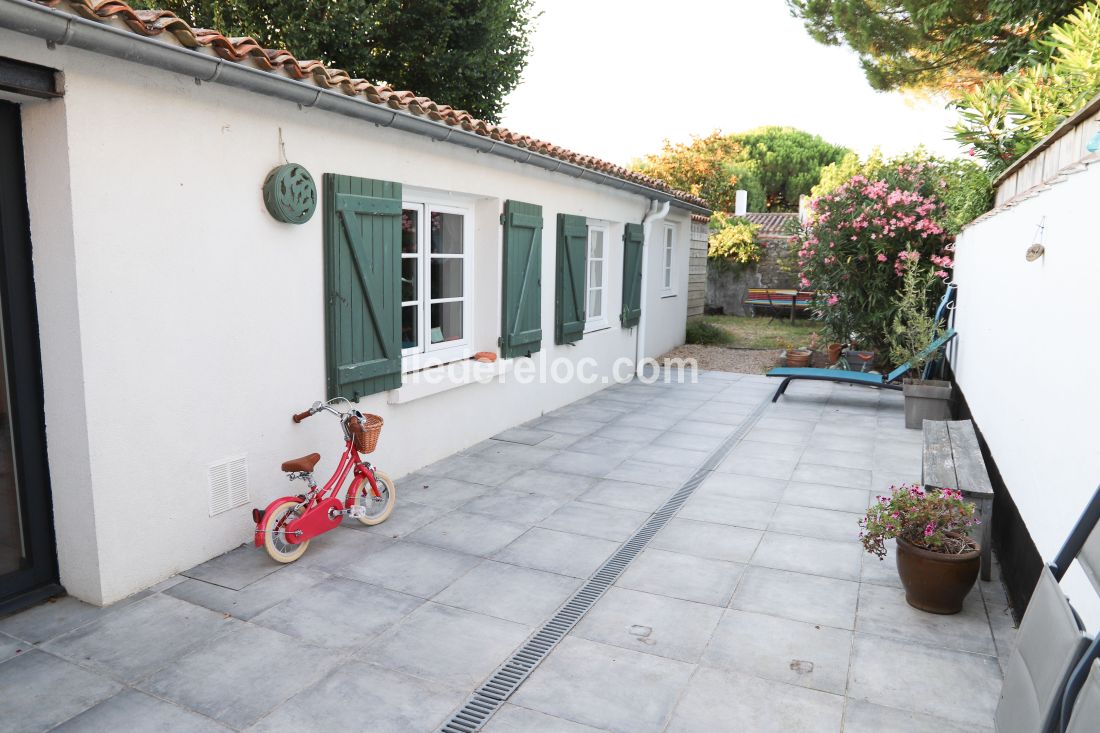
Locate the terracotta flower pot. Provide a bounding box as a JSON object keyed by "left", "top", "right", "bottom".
{"left": 826, "top": 343, "right": 843, "bottom": 365}
{"left": 895, "top": 534, "right": 980, "bottom": 614}
{"left": 785, "top": 349, "right": 812, "bottom": 368}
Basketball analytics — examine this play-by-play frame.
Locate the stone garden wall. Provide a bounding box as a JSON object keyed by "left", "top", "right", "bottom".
{"left": 705, "top": 233, "right": 798, "bottom": 315}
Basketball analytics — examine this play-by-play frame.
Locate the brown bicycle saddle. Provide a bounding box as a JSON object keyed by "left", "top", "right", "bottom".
{"left": 281, "top": 453, "right": 321, "bottom": 473}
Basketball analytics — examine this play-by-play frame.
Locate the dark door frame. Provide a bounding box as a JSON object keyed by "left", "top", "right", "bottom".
{"left": 0, "top": 99, "right": 61, "bottom": 614}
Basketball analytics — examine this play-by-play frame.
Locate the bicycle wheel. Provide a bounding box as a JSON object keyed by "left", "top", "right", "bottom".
{"left": 262, "top": 499, "right": 310, "bottom": 563}
{"left": 354, "top": 469, "right": 396, "bottom": 526}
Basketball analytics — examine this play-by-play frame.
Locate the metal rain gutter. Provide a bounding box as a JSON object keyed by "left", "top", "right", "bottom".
{"left": 0, "top": 0, "right": 710, "bottom": 215}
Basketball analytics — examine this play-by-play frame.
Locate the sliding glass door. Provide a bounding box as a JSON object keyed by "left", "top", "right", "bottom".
{"left": 0, "top": 100, "right": 58, "bottom": 610}
{"left": 0, "top": 330, "right": 22, "bottom": 577}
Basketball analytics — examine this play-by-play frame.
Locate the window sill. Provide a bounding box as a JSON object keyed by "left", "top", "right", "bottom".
{"left": 402, "top": 345, "right": 472, "bottom": 374}
{"left": 660, "top": 292, "right": 678, "bottom": 299}
{"left": 388, "top": 357, "right": 514, "bottom": 405}
{"left": 583, "top": 321, "right": 610, "bottom": 334}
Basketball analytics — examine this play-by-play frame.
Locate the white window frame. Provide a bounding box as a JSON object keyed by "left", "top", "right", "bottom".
{"left": 400, "top": 195, "right": 475, "bottom": 373}
{"left": 660, "top": 223, "right": 677, "bottom": 297}
{"left": 584, "top": 220, "right": 610, "bottom": 332}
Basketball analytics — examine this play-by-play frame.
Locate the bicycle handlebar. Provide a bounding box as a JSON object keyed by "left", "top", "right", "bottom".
{"left": 292, "top": 399, "right": 352, "bottom": 424}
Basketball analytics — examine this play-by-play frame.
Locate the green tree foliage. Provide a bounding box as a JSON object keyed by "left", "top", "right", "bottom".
{"left": 788, "top": 0, "right": 1080, "bottom": 92}
{"left": 732, "top": 127, "right": 853, "bottom": 211}
{"left": 630, "top": 132, "right": 754, "bottom": 213}
{"left": 130, "top": 0, "right": 538, "bottom": 123}
{"left": 812, "top": 150, "right": 878, "bottom": 201}
{"left": 634, "top": 127, "right": 850, "bottom": 212}
{"left": 950, "top": 2, "right": 1100, "bottom": 173}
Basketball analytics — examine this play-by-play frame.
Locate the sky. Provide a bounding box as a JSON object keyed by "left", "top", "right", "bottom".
{"left": 500, "top": 0, "right": 965, "bottom": 167}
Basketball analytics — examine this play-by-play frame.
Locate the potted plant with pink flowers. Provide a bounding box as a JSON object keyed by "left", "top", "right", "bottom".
{"left": 860, "top": 483, "right": 980, "bottom": 614}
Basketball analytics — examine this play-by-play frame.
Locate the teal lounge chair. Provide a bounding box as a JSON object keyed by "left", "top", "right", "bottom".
{"left": 767, "top": 328, "right": 957, "bottom": 402}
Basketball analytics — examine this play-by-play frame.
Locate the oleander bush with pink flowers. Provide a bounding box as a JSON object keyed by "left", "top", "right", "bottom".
{"left": 795, "top": 154, "right": 983, "bottom": 354}
{"left": 860, "top": 484, "right": 979, "bottom": 559}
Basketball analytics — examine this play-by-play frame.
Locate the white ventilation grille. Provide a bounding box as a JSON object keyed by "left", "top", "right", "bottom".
{"left": 208, "top": 456, "right": 249, "bottom": 516}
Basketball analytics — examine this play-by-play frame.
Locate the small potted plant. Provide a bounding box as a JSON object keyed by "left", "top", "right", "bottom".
{"left": 777, "top": 337, "right": 812, "bottom": 368}
{"left": 817, "top": 294, "right": 852, "bottom": 366}
{"left": 887, "top": 260, "right": 952, "bottom": 428}
{"left": 860, "top": 484, "right": 980, "bottom": 614}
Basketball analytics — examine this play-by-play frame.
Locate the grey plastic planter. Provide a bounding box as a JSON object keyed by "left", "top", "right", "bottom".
{"left": 844, "top": 351, "right": 874, "bottom": 372}
{"left": 902, "top": 378, "right": 953, "bottom": 429}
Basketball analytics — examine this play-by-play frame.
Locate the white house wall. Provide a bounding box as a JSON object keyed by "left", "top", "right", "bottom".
{"left": 642, "top": 223, "right": 691, "bottom": 360}
{"left": 3, "top": 32, "right": 695, "bottom": 605}
{"left": 953, "top": 162, "right": 1100, "bottom": 629}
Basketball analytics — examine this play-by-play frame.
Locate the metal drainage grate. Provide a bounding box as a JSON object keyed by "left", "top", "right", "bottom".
{"left": 437, "top": 392, "right": 773, "bottom": 733}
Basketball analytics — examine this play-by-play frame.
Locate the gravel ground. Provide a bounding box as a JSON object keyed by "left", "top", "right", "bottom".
{"left": 661, "top": 344, "right": 783, "bottom": 374}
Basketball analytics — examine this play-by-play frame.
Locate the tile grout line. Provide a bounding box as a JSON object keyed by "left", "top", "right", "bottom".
{"left": 435, "top": 390, "right": 776, "bottom": 733}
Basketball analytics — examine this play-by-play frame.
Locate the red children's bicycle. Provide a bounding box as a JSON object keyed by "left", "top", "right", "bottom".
{"left": 252, "top": 398, "right": 396, "bottom": 563}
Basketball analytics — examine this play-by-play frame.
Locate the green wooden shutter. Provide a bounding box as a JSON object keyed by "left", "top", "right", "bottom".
{"left": 620, "top": 222, "right": 644, "bottom": 328}
{"left": 501, "top": 200, "right": 543, "bottom": 358}
{"left": 323, "top": 173, "right": 402, "bottom": 400}
{"left": 555, "top": 213, "right": 588, "bottom": 345}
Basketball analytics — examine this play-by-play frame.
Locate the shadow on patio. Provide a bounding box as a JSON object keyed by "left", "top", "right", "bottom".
{"left": 0, "top": 372, "right": 1014, "bottom": 732}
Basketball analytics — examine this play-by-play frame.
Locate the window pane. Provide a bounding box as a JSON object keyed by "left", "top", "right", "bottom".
{"left": 402, "top": 209, "right": 418, "bottom": 253}
{"left": 430, "top": 301, "right": 463, "bottom": 343}
{"left": 401, "top": 257, "right": 418, "bottom": 302}
{"left": 430, "top": 258, "right": 463, "bottom": 299}
{"left": 402, "top": 305, "right": 418, "bottom": 350}
{"left": 431, "top": 212, "right": 464, "bottom": 254}
{"left": 589, "top": 230, "right": 604, "bottom": 259}
{"left": 588, "top": 259, "right": 603, "bottom": 289}
{"left": 588, "top": 288, "right": 602, "bottom": 319}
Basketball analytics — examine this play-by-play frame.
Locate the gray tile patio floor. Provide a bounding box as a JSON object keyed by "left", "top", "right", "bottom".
{"left": 0, "top": 371, "right": 1016, "bottom": 732}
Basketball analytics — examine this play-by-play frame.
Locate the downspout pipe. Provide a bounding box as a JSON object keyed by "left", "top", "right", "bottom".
{"left": 636, "top": 199, "right": 671, "bottom": 377}
{"left": 0, "top": 0, "right": 711, "bottom": 216}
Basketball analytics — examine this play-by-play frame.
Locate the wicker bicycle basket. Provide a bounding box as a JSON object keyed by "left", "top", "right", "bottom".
{"left": 350, "top": 414, "right": 384, "bottom": 454}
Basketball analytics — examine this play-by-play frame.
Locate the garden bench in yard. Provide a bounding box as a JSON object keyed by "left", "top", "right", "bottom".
{"left": 922, "top": 419, "right": 995, "bottom": 580}
{"left": 743, "top": 288, "right": 815, "bottom": 323}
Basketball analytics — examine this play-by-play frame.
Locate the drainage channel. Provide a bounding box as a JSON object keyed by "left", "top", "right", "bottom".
{"left": 437, "top": 392, "right": 774, "bottom": 733}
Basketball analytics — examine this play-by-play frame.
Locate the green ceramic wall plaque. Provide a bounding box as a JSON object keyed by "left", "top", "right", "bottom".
{"left": 262, "top": 163, "right": 317, "bottom": 224}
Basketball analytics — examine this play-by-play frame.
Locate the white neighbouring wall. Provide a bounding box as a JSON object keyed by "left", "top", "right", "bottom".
{"left": 1, "top": 30, "right": 695, "bottom": 605}
{"left": 952, "top": 159, "right": 1100, "bottom": 629}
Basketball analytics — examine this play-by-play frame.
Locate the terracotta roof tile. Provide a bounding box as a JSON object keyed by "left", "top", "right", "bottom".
{"left": 34, "top": 0, "right": 707, "bottom": 209}
{"left": 742, "top": 212, "right": 800, "bottom": 235}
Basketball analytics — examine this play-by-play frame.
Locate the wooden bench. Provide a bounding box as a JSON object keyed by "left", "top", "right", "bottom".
{"left": 743, "top": 288, "right": 815, "bottom": 323}
{"left": 921, "top": 419, "right": 995, "bottom": 580}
